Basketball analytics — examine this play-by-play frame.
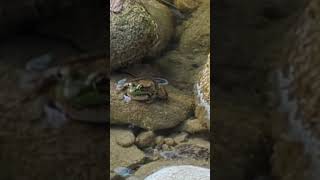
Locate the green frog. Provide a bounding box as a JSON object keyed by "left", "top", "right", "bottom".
{"left": 45, "top": 55, "right": 108, "bottom": 123}
{"left": 117, "top": 77, "right": 168, "bottom": 103}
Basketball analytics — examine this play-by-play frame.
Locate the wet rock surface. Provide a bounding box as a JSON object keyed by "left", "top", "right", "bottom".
{"left": 109, "top": 0, "right": 210, "bottom": 179}
{"left": 110, "top": 74, "right": 194, "bottom": 130}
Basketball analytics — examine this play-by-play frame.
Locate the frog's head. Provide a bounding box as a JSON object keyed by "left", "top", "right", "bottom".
{"left": 128, "top": 82, "right": 143, "bottom": 93}
{"left": 54, "top": 67, "right": 107, "bottom": 109}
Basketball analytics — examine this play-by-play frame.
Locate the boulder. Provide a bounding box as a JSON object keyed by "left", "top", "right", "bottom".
{"left": 110, "top": 0, "right": 173, "bottom": 71}
{"left": 110, "top": 75, "right": 194, "bottom": 130}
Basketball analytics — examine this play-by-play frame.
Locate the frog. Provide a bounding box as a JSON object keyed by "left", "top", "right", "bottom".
{"left": 117, "top": 77, "right": 168, "bottom": 103}
{"left": 49, "top": 57, "right": 108, "bottom": 122}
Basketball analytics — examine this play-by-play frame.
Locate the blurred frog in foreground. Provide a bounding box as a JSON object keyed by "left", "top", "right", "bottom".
{"left": 21, "top": 53, "right": 108, "bottom": 124}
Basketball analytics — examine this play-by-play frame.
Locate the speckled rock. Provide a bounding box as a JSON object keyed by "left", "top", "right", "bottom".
{"left": 110, "top": 75, "right": 194, "bottom": 130}
{"left": 195, "top": 53, "right": 210, "bottom": 129}
{"left": 275, "top": 0, "right": 320, "bottom": 178}
{"left": 110, "top": 0, "right": 173, "bottom": 71}
{"left": 115, "top": 128, "right": 136, "bottom": 147}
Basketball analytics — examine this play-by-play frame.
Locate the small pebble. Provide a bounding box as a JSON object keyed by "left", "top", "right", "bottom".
{"left": 136, "top": 131, "right": 155, "bottom": 148}
{"left": 164, "top": 138, "right": 176, "bottom": 146}
{"left": 115, "top": 130, "right": 135, "bottom": 147}
{"left": 161, "top": 144, "right": 170, "bottom": 151}
{"left": 113, "top": 167, "right": 133, "bottom": 177}
{"left": 155, "top": 136, "right": 165, "bottom": 145}
{"left": 173, "top": 132, "right": 189, "bottom": 143}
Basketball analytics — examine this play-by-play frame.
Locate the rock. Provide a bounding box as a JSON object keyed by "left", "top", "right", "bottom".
{"left": 136, "top": 131, "right": 155, "bottom": 148}
{"left": 178, "top": 0, "right": 210, "bottom": 51}
{"left": 174, "top": 0, "right": 199, "bottom": 13}
{"left": 141, "top": 0, "right": 175, "bottom": 57}
{"left": 172, "top": 132, "right": 189, "bottom": 143}
{"left": 161, "top": 144, "right": 170, "bottom": 151}
{"left": 110, "top": 128, "right": 145, "bottom": 178}
{"left": 179, "top": 118, "right": 207, "bottom": 134}
{"left": 144, "top": 165, "right": 210, "bottom": 180}
{"left": 175, "top": 143, "right": 210, "bottom": 160}
{"left": 164, "top": 138, "right": 176, "bottom": 146}
{"left": 113, "top": 166, "right": 133, "bottom": 178}
{"left": 187, "top": 137, "right": 210, "bottom": 150}
{"left": 115, "top": 129, "right": 135, "bottom": 147}
{"left": 155, "top": 136, "right": 165, "bottom": 145}
{"left": 126, "top": 176, "right": 140, "bottom": 180}
{"left": 110, "top": 0, "right": 173, "bottom": 70}
{"left": 110, "top": 75, "right": 194, "bottom": 130}
{"left": 195, "top": 53, "right": 210, "bottom": 129}
{"left": 134, "top": 159, "right": 210, "bottom": 178}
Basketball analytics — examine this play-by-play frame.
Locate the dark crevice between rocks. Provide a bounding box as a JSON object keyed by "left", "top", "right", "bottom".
{"left": 214, "top": 0, "right": 306, "bottom": 179}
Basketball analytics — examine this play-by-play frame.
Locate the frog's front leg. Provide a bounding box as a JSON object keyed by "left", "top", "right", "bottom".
{"left": 157, "top": 86, "right": 168, "bottom": 100}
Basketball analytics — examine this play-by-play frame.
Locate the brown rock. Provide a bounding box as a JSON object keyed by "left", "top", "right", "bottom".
{"left": 136, "top": 131, "right": 156, "bottom": 148}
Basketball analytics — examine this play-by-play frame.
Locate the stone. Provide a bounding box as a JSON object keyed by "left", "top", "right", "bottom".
{"left": 110, "top": 128, "right": 145, "bottom": 178}
{"left": 134, "top": 159, "right": 210, "bottom": 178}
{"left": 110, "top": 75, "right": 194, "bottom": 130}
{"left": 115, "top": 129, "right": 135, "bottom": 147}
{"left": 174, "top": 0, "right": 199, "bottom": 13}
{"left": 179, "top": 118, "right": 208, "bottom": 134}
{"left": 136, "top": 131, "right": 155, "bottom": 148}
{"left": 161, "top": 144, "right": 170, "bottom": 151}
{"left": 110, "top": 0, "right": 173, "bottom": 70}
{"left": 172, "top": 132, "right": 189, "bottom": 143}
{"left": 195, "top": 53, "right": 210, "bottom": 129}
{"left": 155, "top": 136, "right": 165, "bottom": 145}
{"left": 164, "top": 138, "right": 176, "bottom": 146}
{"left": 144, "top": 165, "right": 210, "bottom": 180}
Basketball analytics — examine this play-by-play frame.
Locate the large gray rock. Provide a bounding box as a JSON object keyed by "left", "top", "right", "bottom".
{"left": 110, "top": 75, "right": 194, "bottom": 130}
{"left": 144, "top": 165, "right": 210, "bottom": 180}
